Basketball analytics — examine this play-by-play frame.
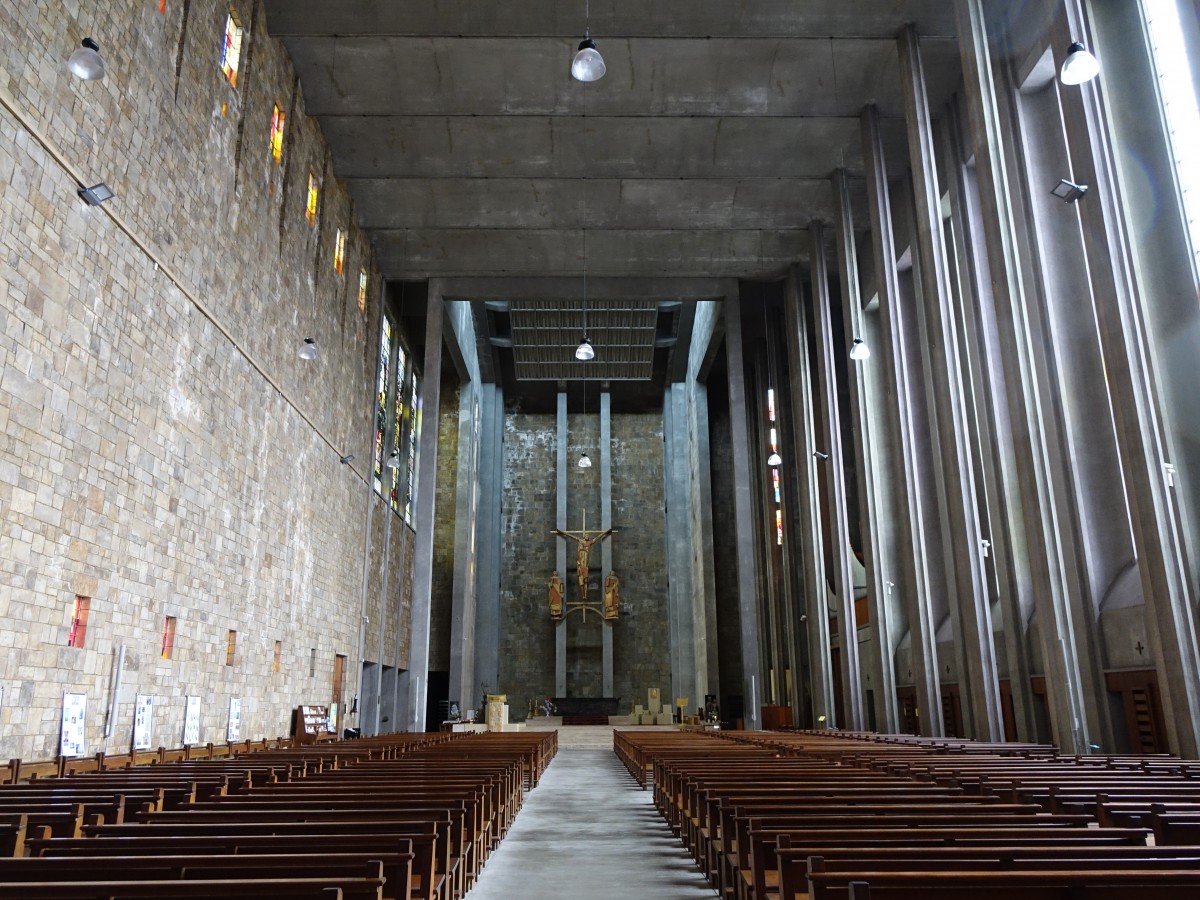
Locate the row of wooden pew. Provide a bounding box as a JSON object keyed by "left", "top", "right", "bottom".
{"left": 615, "top": 728, "right": 1200, "bottom": 899}
{"left": 0, "top": 729, "right": 556, "bottom": 899}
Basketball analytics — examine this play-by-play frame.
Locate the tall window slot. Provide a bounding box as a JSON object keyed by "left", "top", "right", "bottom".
{"left": 305, "top": 173, "right": 320, "bottom": 227}
{"left": 225, "top": 629, "right": 237, "bottom": 666}
{"left": 373, "top": 318, "right": 393, "bottom": 495}
{"left": 67, "top": 596, "right": 90, "bottom": 648}
{"left": 161, "top": 616, "right": 177, "bottom": 659}
{"left": 269, "top": 103, "right": 285, "bottom": 163}
{"left": 220, "top": 9, "right": 244, "bottom": 88}
{"left": 334, "top": 228, "right": 346, "bottom": 276}
{"left": 358, "top": 270, "right": 368, "bottom": 315}
{"left": 405, "top": 373, "right": 422, "bottom": 523}
{"left": 309, "top": 647, "right": 317, "bottom": 677}
{"left": 273, "top": 640, "right": 282, "bottom": 672}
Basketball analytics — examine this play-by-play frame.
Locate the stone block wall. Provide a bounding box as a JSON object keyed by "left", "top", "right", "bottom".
{"left": 429, "top": 378, "right": 460, "bottom": 673}
{"left": 0, "top": 1, "right": 395, "bottom": 759}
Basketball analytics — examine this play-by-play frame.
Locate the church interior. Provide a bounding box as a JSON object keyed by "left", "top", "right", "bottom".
{"left": 3, "top": 0, "right": 1200, "bottom": 896}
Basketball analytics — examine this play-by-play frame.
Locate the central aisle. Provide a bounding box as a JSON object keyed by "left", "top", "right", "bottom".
{"left": 466, "top": 745, "right": 718, "bottom": 899}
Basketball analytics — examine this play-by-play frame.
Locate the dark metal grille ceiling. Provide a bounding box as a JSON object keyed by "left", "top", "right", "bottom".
{"left": 509, "top": 300, "right": 659, "bottom": 381}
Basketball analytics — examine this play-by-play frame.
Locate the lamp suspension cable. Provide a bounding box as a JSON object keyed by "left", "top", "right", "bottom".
{"left": 576, "top": 230, "right": 595, "bottom": 361}
{"left": 764, "top": 286, "right": 782, "bottom": 468}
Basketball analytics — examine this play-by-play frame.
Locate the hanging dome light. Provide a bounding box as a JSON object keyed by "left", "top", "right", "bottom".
{"left": 767, "top": 451, "right": 782, "bottom": 468}
{"left": 849, "top": 337, "right": 871, "bottom": 361}
{"left": 385, "top": 450, "right": 400, "bottom": 470}
{"left": 298, "top": 337, "right": 319, "bottom": 360}
{"left": 68, "top": 37, "right": 106, "bottom": 80}
{"left": 575, "top": 336, "right": 595, "bottom": 361}
{"left": 1060, "top": 41, "right": 1100, "bottom": 85}
{"left": 571, "top": 37, "right": 606, "bottom": 82}
{"left": 578, "top": 452, "right": 593, "bottom": 468}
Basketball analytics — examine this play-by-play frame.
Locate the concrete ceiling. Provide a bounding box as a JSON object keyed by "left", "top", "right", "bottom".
{"left": 263, "top": 1, "right": 963, "bottom": 393}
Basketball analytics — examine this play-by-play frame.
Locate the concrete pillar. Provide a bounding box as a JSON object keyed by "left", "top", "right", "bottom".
{"left": 831, "top": 170, "right": 900, "bottom": 734}
{"left": 861, "top": 104, "right": 944, "bottom": 736}
{"left": 725, "top": 286, "right": 764, "bottom": 730}
{"left": 472, "top": 384, "right": 504, "bottom": 700}
{"left": 665, "top": 383, "right": 699, "bottom": 710}
{"left": 555, "top": 390, "right": 568, "bottom": 698}
{"left": 600, "top": 388, "right": 614, "bottom": 697}
{"left": 897, "top": 25, "right": 1003, "bottom": 740}
{"left": 809, "top": 223, "right": 865, "bottom": 731}
{"left": 400, "top": 283, "right": 444, "bottom": 732}
{"left": 448, "top": 384, "right": 479, "bottom": 713}
{"left": 782, "top": 267, "right": 835, "bottom": 726}
{"left": 1059, "top": 1, "right": 1200, "bottom": 757}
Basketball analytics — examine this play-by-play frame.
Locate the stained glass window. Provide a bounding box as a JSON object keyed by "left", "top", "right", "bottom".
{"left": 769, "top": 427, "right": 778, "bottom": 454}
{"left": 767, "top": 387, "right": 776, "bottom": 423}
{"left": 305, "top": 173, "right": 319, "bottom": 227}
{"left": 405, "top": 374, "right": 422, "bottom": 524}
{"left": 391, "top": 346, "right": 408, "bottom": 512}
{"left": 776, "top": 509, "right": 783, "bottom": 545}
{"left": 269, "top": 104, "right": 285, "bottom": 163}
{"left": 334, "top": 228, "right": 346, "bottom": 276}
{"left": 159, "top": 0, "right": 167, "bottom": 13}
{"left": 372, "top": 319, "right": 392, "bottom": 495}
{"left": 772, "top": 468, "right": 781, "bottom": 504}
{"left": 358, "top": 270, "right": 368, "bottom": 315}
{"left": 220, "top": 11, "right": 243, "bottom": 88}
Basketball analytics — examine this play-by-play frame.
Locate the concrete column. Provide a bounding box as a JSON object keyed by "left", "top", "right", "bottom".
{"left": 783, "top": 267, "right": 835, "bottom": 726}
{"left": 400, "top": 283, "right": 444, "bottom": 732}
{"left": 692, "top": 377, "right": 721, "bottom": 702}
{"left": 898, "top": 25, "right": 1003, "bottom": 740}
{"left": 472, "top": 384, "right": 504, "bottom": 700}
{"left": 861, "top": 104, "right": 944, "bottom": 736}
{"left": 600, "top": 389, "right": 614, "bottom": 697}
{"left": 725, "top": 286, "right": 764, "bottom": 730}
{"left": 448, "top": 384, "right": 478, "bottom": 712}
{"left": 832, "top": 170, "right": 900, "bottom": 734}
{"left": 1059, "top": 1, "right": 1200, "bottom": 757}
{"left": 810, "top": 223, "right": 865, "bottom": 731}
{"left": 555, "top": 391, "right": 568, "bottom": 698}
{"left": 665, "top": 383, "right": 699, "bottom": 709}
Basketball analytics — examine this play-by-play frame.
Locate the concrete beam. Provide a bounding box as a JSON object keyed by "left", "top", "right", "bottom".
{"left": 441, "top": 278, "right": 729, "bottom": 302}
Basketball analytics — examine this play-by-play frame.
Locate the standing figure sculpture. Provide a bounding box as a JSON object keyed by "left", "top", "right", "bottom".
{"left": 553, "top": 524, "right": 615, "bottom": 601}
{"left": 603, "top": 571, "right": 620, "bottom": 620}
{"left": 547, "top": 572, "right": 564, "bottom": 620}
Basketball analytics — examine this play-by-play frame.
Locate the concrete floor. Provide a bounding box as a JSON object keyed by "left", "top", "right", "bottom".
{"left": 466, "top": 746, "right": 718, "bottom": 899}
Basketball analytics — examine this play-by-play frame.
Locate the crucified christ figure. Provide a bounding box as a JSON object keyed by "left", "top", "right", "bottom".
{"left": 552, "top": 517, "right": 615, "bottom": 602}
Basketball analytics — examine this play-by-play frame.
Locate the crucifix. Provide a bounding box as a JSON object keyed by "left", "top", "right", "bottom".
{"left": 552, "top": 511, "right": 615, "bottom": 606}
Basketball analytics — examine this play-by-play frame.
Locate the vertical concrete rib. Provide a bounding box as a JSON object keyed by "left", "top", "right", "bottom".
{"left": 473, "top": 384, "right": 504, "bottom": 700}
{"left": 600, "top": 388, "right": 614, "bottom": 698}
{"left": 810, "top": 223, "right": 865, "bottom": 731}
{"left": 861, "top": 104, "right": 944, "bottom": 736}
{"left": 783, "top": 267, "right": 835, "bottom": 726}
{"left": 555, "top": 391, "right": 568, "bottom": 698}
{"left": 401, "top": 283, "right": 444, "bottom": 732}
{"left": 832, "top": 170, "right": 900, "bottom": 733}
{"left": 449, "top": 383, "right": 477, "bottom": 712}
{"left": 897, "top": 24, "right": 1003, "bottom": 740}
{"left": 725, "top": 286, "right": 764, "bottom": 730}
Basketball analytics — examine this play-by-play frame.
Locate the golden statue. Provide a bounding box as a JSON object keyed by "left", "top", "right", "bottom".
{"left": 603, "top": 571, "right": 620, "bottom": 620}
{"left": 547, "top": 572, "right": 564, "bottom": 620}
{"left": 553, "top": 514, "right": 615, "bottom": 601}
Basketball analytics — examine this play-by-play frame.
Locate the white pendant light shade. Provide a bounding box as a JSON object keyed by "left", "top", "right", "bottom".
{"left": 575, "top": 336, "right": 595, "bottom": 361}
{"left": 767, "top": 451, "right": 782, "bottom": 468}
{"left": 1060, "top": 41, "right": 1099, "bottom": 85}
{"left": 298, "top": 337, "right": 319, "bottom": 360}
{"left": 68, "top": 38, "right": 106, "bottom": 80}
{"left": 849, "top": 337, "right": 870, "bottom": 361}
{"left": 578, "top": 452, "right": 592, "bottom": 468}
{"left": 385, "top": 451, "right": 400, "bottom": 470}
{"left": 572, "top": 38, "right": 606, "bottom": 82}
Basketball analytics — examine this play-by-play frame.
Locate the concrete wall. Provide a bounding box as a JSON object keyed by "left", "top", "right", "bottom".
{"left": 0, "top": 0, "right": 393, "bottom": 758}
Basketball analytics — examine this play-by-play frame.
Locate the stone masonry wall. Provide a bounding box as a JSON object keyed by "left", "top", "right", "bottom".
{"left": 428, "top": 378, "right": 460, "bottom": 674}
{"left": 0, "top": 1, "right": 391, "bottom": 758}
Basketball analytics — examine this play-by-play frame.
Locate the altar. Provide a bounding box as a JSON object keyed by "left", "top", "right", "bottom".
{"left": 552, "top": 697, "right": 621, "bottom": 719}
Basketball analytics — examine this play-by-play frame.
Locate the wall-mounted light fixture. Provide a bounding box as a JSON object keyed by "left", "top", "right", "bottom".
{"left": 68, "top": 37, "right": 106, "bottom": 80}
{"left": 1051, "top": 179, "right": 1088, "bottom": 202}
{"left": 78, "top": 183, "right": 114, "bottom": 206}
{"left": 849, "top": 337, "right": 870, "bottom": 361}
{"left": 385, "top": 450, "right": 400, "bottom": 470}
{"left": 1060, "top": 41, "right": 1100, "bottom": 85}
{"left": 339, "top": 454, "right": 355, "bottom": 464}
{"left": 813, "top": 451, "right": 830, "bottom": 461}
{"left": 298, "top": 337, "right": 319, "bottom": 360}
{"left": 577, "top": 451, "right": 592, "bottom": 469}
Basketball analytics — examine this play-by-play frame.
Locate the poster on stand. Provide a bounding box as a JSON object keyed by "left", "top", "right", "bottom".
{"left": 183, "top": 696, "right": 201, "bottom": 745}
{"left": 133, "top": 694, "right": 154, "bottom": 751}
{"left": 327, "top": 702, "right": 338, "bottom": 733}
{"left": 60, "top": 692, "right": 87, "bottom": 758}
{"left": 227, "top": 697, "right": 241, "bottom": 742}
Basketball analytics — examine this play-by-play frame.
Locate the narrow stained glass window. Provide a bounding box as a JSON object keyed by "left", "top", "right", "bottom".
{"left": 273, "top": 640, "right": 282, "bottom": 672}
{"left": 159, "top": 0, "right": 167, "bottom": 13}
{"left": 358, "top": 270, "right": 368, "bottom": 315}
{"left": 372, "top": 318, "right": 392, "bottom": 495}
{"left": 391, "top": 346, "right": 408, "bottom": 511}
{"left": 220, "top": 10, "right": 244, "bottom": 88}
{"left": 269, "top": 103, "right": 285, "bottom": 163}
{"left": 772, "top": 468, "right": 781, "bottom": 504}
{"left": 161, "top": 616, "right": 177, "bottom": 659}
{"left": 305, "top": 173, "right": 319, "bottom": 227}
{"left": 405, "top": 374, "right": 422, "bottom": 523}
{"left": 334, "top": 228, "right": 346, "bottom": 276}
{"left": 67, "top": 596, "right": 90, "bottom": 648}
{"left": 225, "top": 629, "right": 237, "bottom": 666}
{"left": 767, "top": 388, "right": 776, "bottom": 423}
{"left": 776, "top": 509, "right": 783, "bottom": 546}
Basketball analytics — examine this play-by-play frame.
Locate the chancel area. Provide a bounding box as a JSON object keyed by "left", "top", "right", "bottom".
{"left": 3, "top": 0, "right": 1200, "bottom": 896}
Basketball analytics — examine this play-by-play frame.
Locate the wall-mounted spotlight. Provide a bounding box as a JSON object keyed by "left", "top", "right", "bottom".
{"left": 813, "top": 451, "right": 830, "bottom": 461}
{"left": 68, "top": 37, "right": 106, "bottom": 80}
{"left": 577, "top": 451, "right": 592, "bottom": 468}
{"left": 339, "top": 454, "right": 355, "bottom": 464}
{"left": 1060, "top": 40, "right": 1100, "bottom": 85}
{"left": 849, "top": 337, "right": 870, "bottom": 361}
{"left": 78, "top": 183, "right": 114, "bottom": 206}
{"left": 298, "top": 337, "right": 319, "bottom": 360}
{"left": 1051, "top": 179, "right": 1088, "bottom": 202}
